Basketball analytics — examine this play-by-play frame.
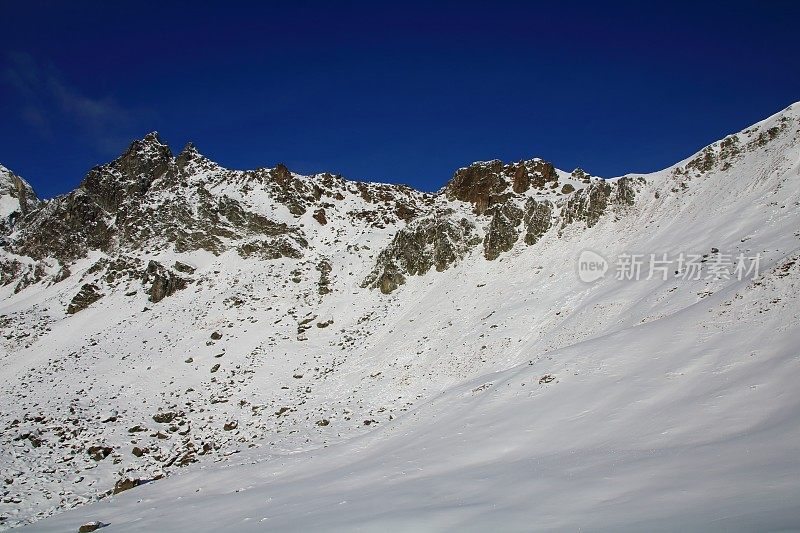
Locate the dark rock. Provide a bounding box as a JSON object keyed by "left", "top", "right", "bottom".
{"left": 67, "top": 284, "right": 104, "bottom": 314}
{"left": 87, "top": 446, "right": 113, "bottom": 461}
{"left": 614, "top": 177, "right": 637, "bottom": 206}
{"left": 236, "top": 236, "right": 305, "bottom": 260}
{"left": 152, "top": 412, "right": 176, "bottom": 424}
{"left": 173, "top": 261, "right": 196, "bottom": 274}
{"left": 445, "top": 160, "right": 508, "bottom": 214}
{"left": 317, "top": 259, "right": 333, "bottom": 295}
{"left": 571, "top": 168, "right": 591, "bottom": 183}
{"left": 528, "top": 160, "right": 558, "bottom": 188}
{"left": 522, "top": 199, "right": 553, "bottom": 245}
{"left": 445, "top": 158, "right": 558, "bottom": 214}
{"left": 223, "top": 421, "right": 238, "bottom": 431}
{"left": 113, "top": 477, "right": 141, "bottom": 495}
{"left": 144, "top": 261, "right": 187, "bottom": 303}
{"left": 131, "top": 446, "right": 148, "bottom": 457}
{"left": 363, "top": 210, "right": 480, "bottom": 293}
{"left": 483, "top": 203, "right": 524, "bottom": 260}
{"left": 78, "top": 521, "right": 108, "bottom": 533}
{"left": 313, "top": 208, "right": 328, "bottom": 225}
{"left": 81, "top": 132, "right": 175, "bottom": 213}
{"left": 561, "top": 181, "right": 613, "bottom": 228}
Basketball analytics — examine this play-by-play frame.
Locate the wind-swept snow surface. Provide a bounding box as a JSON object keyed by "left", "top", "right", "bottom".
{"left": 3, "top": 103, "right": 800, "bottom": 531}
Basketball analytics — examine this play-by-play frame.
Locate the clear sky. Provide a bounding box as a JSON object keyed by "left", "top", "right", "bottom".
{"left": 1, "top": 1, "right": 799, "bottom": 198}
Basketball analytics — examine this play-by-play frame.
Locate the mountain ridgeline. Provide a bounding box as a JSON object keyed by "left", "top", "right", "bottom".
{"left": 0, "top": 132, "right": 643, "bottom": 303}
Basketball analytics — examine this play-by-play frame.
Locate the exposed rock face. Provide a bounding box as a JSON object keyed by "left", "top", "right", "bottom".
{"left": 12, "top": 191, "right": 115, "bottom": 263}
{"left": 613, "top": 177, "right": 637, "bottom": 206}
{"left": 78, "top": 521, "right": 107, "bottom": 533}
{"left": 113, "top": 477, "right": 141, "bottom": 495}
{"left": 0, "top": 131, "right": 642, "bottom": 298}
{"left": 527, "top": 159, "right": 559, "bottom": 189}
{"left": 0, "top": 164, "right": 39, "bottom": 235}
{"left": 445, "top": 159, "right": 559, "bottom": 214}
{"left": 80, "top": 132, "right": 175, "bottom": 213}
{"left": 86, "top": 445, "right": 113, "bottom": 461}
{"left": 561, "top": 181, "right": 605, "bottom": 228}
{"left": 173, "top": 261, "right": 195, "bottom": 274}
{"left": 362, "top": 210, "right": 480, "bottom": 293}
{"left": 67, "top": 284, "right": 104, "bottom": 314}
{"left": 144, "top": 261, "right": 187, "bottom": 303}
{"left": 0, "top": 258, "right": 47, "bottom": 293}
{"left": 483, "top": 203, "right": 524, "bottom": 260}
{"left": 317, "top": 259, "right": 333, "bottom": 295}
{"left": 237, "top": 236, "right": 306, "bottom": 260}
{"left": 561, "top": 178, "right": 638, "bottom": 229}
{"left": 446, "top": 160, "right": 509, "bottom": 214}
{"left": 313, "top": 208, "right": 328, "bottom": 225}
{"left": 571, "top": 168, "right": 591, "bottom": 183}
{"left": 522, "top": 199, "right": 553, "bottom": 245}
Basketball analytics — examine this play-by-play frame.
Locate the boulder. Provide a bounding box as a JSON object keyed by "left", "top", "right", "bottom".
{"left": 67, "top": 284, "right": 104, "bottom": 314}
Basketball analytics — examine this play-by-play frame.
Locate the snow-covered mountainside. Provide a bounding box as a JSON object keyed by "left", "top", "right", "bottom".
{"left": 1, "top": 102, "right": 799, "bottom": 531}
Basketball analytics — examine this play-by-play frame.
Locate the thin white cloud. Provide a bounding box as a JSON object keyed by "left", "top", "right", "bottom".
{"left": 3, "top": 52, "right": 153, "bottom": 153}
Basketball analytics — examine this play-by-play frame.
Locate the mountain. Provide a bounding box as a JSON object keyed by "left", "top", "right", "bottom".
{"left": 1, "top": 102, "right": 799, "bottom": 531}
{"left": 0, "top": 164, "right": 39, "bottom": 237}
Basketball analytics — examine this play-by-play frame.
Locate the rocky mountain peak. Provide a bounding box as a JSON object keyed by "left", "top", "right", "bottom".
{"left": 176, "top": 142, "right": 218, "bottom": 173}
{"left": 119, "top": 131, "right": 173, "bottom": 170}
{"left": 445, "top": 158, "right": 560, "bottom": 214}
{"left": 0, "top": 163, "right": 40, "bottom": 235}
{"left": 78, "top": 132, "right": 176, "bottom": 212}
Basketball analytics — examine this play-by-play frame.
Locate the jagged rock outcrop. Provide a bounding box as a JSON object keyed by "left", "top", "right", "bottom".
{"left": 483, "top": 203, "right": 524, "bottom": 260}
{"left": 317, "top": 259, "right": 333, "bottom": 295}
{"left": 446, "top": 160, "right": 509, "bottom": 214}
{"left": 362, "top": 210, "right": 480, "bottom": 293}
{"left": 237, "top": 236, "right": 306, "bottom": 260}
{"left": 571, "top": 168, "right": 592, "bottom": 183}
{"left": 0, "top": 258, "right": 47, "bottom": 293}
{"left": 0, "top": 164, "right": 40, "bottom": 236}
{"left": 11, "top": 190, "right": 114, "bottom": 263}
{"left": 1, "top": 131, "right": 643, "bottom": 296}
{"left": 144, "top": 261, "right": 187, "bottom": 303}
{"left": 522, "top": 199, "right": 553, "bottom": 245}
{"left": 445, "top": 159, "right": 559, "bottom": 214}
{"left": 561, "top": 177, "right": 638, "bottom": 229}
{"left": 67, "top": 284, "right": 104, "bottom": 314}
{"left": 81, "top": 132, "right": 176, "bottom": 213}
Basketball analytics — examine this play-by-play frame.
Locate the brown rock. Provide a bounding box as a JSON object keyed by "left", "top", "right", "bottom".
{"left": 113, "top": 477, "right": 141, "bottom": 495}
{"left": 313, "top": 208, "right": 328, "bottom": 225}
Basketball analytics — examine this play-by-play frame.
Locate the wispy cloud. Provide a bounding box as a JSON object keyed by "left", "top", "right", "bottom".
{"left": 3, "top": 52, "right": 152, "bottom": 153}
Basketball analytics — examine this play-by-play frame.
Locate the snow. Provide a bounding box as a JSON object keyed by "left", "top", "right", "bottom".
{"left": 2, "top": 103, "right": 800, "bottom": 531}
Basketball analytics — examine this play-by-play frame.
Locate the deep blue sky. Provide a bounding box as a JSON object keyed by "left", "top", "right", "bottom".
{"left": 1, "top": 1, "right": 799, "bottom": 199}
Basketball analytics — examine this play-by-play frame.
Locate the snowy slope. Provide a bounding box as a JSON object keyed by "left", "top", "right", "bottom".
{"left": 2, "top": 102, "right": 799, "bottom": 531}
